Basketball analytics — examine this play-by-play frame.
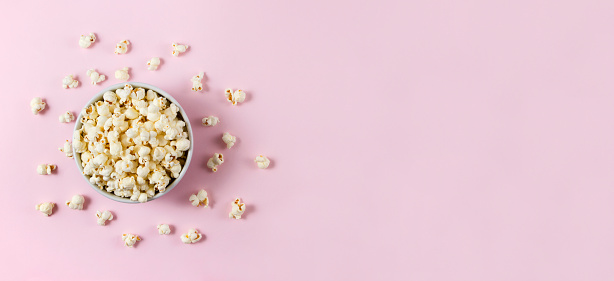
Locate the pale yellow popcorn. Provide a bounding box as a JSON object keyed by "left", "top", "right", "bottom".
{"left": 59, "top": 111, "right": 75, "bottom": 123}
{"left": 147, "top": 57, "right": 160, "bottom": 70}
{"left": 115, "top": 67, "right": 130, "bottom": 81}
{"left": 224, "top": 88, "right": 246, "bottom": 105}
{"left": 37, "top": 164, "right": 56, "bottom": 175}
{"left": 96, "top": 210, "right": 113, "bottom": 226}
{"left": 114, "top": 40, "right": 130, "bottom": 54}
{"left": 201, "top": 116, "right": 219, "bottom": 126}
{"left": 180, "top": 228, "right": 202, "bottom": 244}
{"left": 207, "top": 153, "right": 224, "bottom": 172}
{"left": 121, "top": 233, "right": 141, "bottom": 248}
{"left": 86, "top": 69, "right": 106, "bottom": 85}
{"left": 171, "top": 43, "right": 189, "bottom": 56}
{"left": 30, "top": 97, "right": 46, "bottom": 114}
{"left": 222, "top": 132, "right": 236, "bottom": 149}
{"left": 229, "top": 198, "right": 246, "bottom": 219}
{"left": 35, "top": 202, "right": 55, "bottom": 216}
{"left": 79, "top": 32, "right": 96, "bottom": 48}
{"left": 59, "top": 140, "right": 73, "bottom": 158}
{"left": 66, "top": 195, "right": 85, "bottom": 210}
{"left": 62, "top": 75, "right": 79, "bottom": 89}
{"left": 255, "top": 155, "right": 270, "bottom": 169}
{"left": 191, "top": 72, "right": 204, "bottom": 92}
{"left": 157, "top": 224, "right": 171, "bottom": 235}
{"left": 189, "top": 189, "right": 209, "bottom": 207}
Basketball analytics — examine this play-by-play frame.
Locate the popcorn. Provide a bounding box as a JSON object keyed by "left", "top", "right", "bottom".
{"left": 59, "top": 111, "right": 75, "bottom": 123}
{"left": 121, "top": 233, "right": 141, "bottom": 248}
{"left": 115, "top": 67, "right": 130, "bottom": 81}
{"left": 201, "top": 116, "right": 219, "bottom": 126}
{"left": 86, "top": 69, "right": 106, "bottom": 85}
{"left": 206, "top": 153, "right": 224, "bottom": 172}
{"left": 222, "top": 132, "right": 236, "bottom": 149}
{"left": 96, "top": 210, "right": 114, "bottom": 226}
{"left": 189, "top": 189, "right": 209, "bottom": 207}
{"left": 59, "top": 140, "right": 73, "bottom": 158}
{"left": 157, "top": 224, "right": 171, "bottom": 235}
{"left": 171, "top": 43, "right": 189, "bottom": 56}
{"left": 114, "top": 40, "right": 130, "bottom": 54}
{"left": 224, "top": 88, "right": 246, "bottom": 105}
{"left": 255, "top": 155, "right": 270, "bottom": 169}
{"left": 180, "top": 228, "right": 202, "bottom": 244}
{"left": 37, "top": 164, "right": 56, "bottom": 175}
{"left": 35, "top": 202, "right": 55, "bottom": 216}
{"left": 30, "top": 97, "right": 46, "bottom": 114}
{"left": 79, "top": 32, "right": 96, "bottom": 48}
{"left": 229, "top": 198, "right": 246, "bottom": 219}
{"left": 147, "top": 57, "right": 160, "bottom": 70}
{"left": 191, "top": 72, "right": 204, "bottom": 92}
{"left": 62, "top": 75, "right": 79, "bottom": 89}
{"left": 66, "top": 195, "right": 85, "bottom": 210}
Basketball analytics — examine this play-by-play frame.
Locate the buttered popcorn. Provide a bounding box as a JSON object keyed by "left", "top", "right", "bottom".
{"left": 62, "top": 75, "right": 79, "bottom": 89}
{"left": 115, "top": 67, "right": 130, "bottom": 81}
{"left": 66, "top": 195, "right": 85, "bottom": 210}
{"left": 171, "top": 43, "right": 189, "bottom": 56}
{"left": 147, "top": 57, "right": 160, "bottom": 70}
{"left": 35, "top": 202, "right": 55, "bottom": 216}
{"left": 95, "top": 210, "right": 114, "bottom": 226}
{"left": 207, "top": 153, "right": 224, "bottom": 172}
{"left": 201, "top": 116, "right": 219, "bottom": 126}
{"left": 157, "top": 224, "right": 171, "bottom": 235}
{"left": 114, "top": 40, "right": 130, "bottom": 54}
{"left": 73, "top": 84, "right": 190, "bottom": 202}
{"left": 229, "top": 198, "right": 246, "bottom": 219}
{"left": 30, "top": 97, "right": 46, "bottom": 114}
{"left": 191, "top": 72, "right": 204, "bottom": 92}
{"left": 37, "top": 164, "right": 56, "bottom": 175}
{"left": 59, "top": 111, "right": 75, "bottom": 123}
{"left": 87, "top": 69, "right": 106, "bottom": 85}
{"left": 255, "top": 155, "right": 270, "bottom": 169}
{"left": 189, "top": 189, "right": 209, "bottom": 207}
{"left": 222, "top": 132, "right": 236, "bottom": 149}
{"left": 224, "top": 88, "right": 246, "bottom": 105}
{"left": 79, "top": 32, "right": 96, "bottom": 48}
{"left": 180, "top": 228, "right": 202, "bottom": 244}
{"left": 122, "top": 233, "right": 141, "bottom": 248}
{"left": 59, "top": 140, "right": 73, "bottom": 158}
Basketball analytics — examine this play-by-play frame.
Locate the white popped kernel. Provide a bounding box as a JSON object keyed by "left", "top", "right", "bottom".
{"left": 157, "top": 224, "right": 171, "bottom": 235}
{"left": 201, "top": 116, "right": 219, "bottom": 126}
{"left": 30, "top": 97, "right": 46, "bottom": 114}
{"left": 206, "top": 153, "right": 224, "bottom": 172}
{"left": 224, "top": 88, "right": 246, "bottom": 105}
{"left": 59, "top": 140, "right": 73, "bottom": 158}
{"left": 121, "top": 233, "right": 141, "bottom": 248}
{"left": 171, "top": 43, "right": 189, "bottom": 56}
{"left": 79, "top": 32, "right": 96, "bottom": 48}
{"left": 255, "top": 155, "right": 270, "bottom": 169}
{"left": 35, "top": 202, "right": 55, "bottom": 216}
{"left": 147, "top": 57, "right": 160, "bottom": 70}
{"left": 96, "top": 210, "right": 114, "bottom": 226}
{"left": 115, "top": 67, "right": 130, "bottom": 81}
{"left": 37, "top": 164, "right": 56, "bottom": 175}
{"left": 59, "top": 111, "right": 75, "bottom": 123}
{"left": 191, "top": 72, "right": 204, "bottom": 92}
{"left": 66, "top": 194, "right": 85, "bottom": 210}
{"left": 229, "top": 198, "right": 246, "bottom": 219}
{"left": 114, "top": 40, "right": 130, "bottom": 54}
{"left": 222, "top": 132, "right": 236, "bottom": 149}
{"left": 62, "top": 75, "right": 79, "bottom": 89}
{"left": 189, "top": 189, "right": 209, "bottom": 207}
{"left": 86, "top": 69, "right": 106, "bottom": 85}
{"left": 180, "top": 228, "right": 202, "bottom": 244}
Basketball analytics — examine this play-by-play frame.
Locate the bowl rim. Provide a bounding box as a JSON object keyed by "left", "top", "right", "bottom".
{"left": 73, "top": 82, "right": 194, "bottom": 204}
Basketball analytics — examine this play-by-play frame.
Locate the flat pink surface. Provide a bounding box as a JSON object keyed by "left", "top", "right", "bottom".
{"left": 1, "top": 0, "right": 613, "bottom": 280}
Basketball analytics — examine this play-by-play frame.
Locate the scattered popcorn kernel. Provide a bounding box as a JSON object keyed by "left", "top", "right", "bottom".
{"left": 59, "top": 111, "right": 75, "bottom": 123}
{"left": 37, "top": 164, "right": 56, "bottom": 175}
{"left": 191, "top": 72, "right": 204, "bottom": 92}
{"left": 180, "top": 228, "right": 202, "bottom": 244}
{"left": 79, "top": 32, "right": 96, "bottom": 48}
{"left": 171, "top": 43, "right": 189, "bottom": 56}
{"left": 189, "top": 189, "right": 209, "bottom": 207}
{"left": 30, "top": 97, "right": 46, "bottom": 114}
{"left": 114, "top": 40, "right": 130, "bottom": 54}
{"left": 157, "top": 224, "right": 171, "bottom": 235}
{"left": 207, "top": 153, "right": 224, "bottom": 172}
{"left": 59, "top": 140, "right": 73, "bottom": 158}
{"left": 122, "top": 233, "right": 141, "bottom": 248}
{"left": 115, "top": 67, "right": 130, "bottom": 81}
{"left": 222, "top": 133, "right": 236, "bottom": 149}
{"left": 62, "top": 75, "right": 79, "bottom": 89}
{"left": 66, "top": 194, "right": 85, "bottom": 210}
{"left": 229, "top": 198, "right": 246, "bottom": 219}
{"left": 201, "top": 116, "right": 219, "bottom": 126}
{"left": 147, "top": 57, "right": 160, "bottom": 70}
{"left": 255, "top": 155, "right": 270, "bottom": 169}
{"left": 224, "top": 88, "right": 246, "bottom": 105}
{"left": 86, "top": 69, "right": 106, "bottom": 85}
{"left": 96, "top": 210, "right": 113, "bottom": 226}
{"left": 35, "top": 202, "right": 55, "bottom": 216}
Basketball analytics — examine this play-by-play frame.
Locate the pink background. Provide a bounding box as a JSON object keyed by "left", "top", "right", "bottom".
{"left": 1, "top": 0, "right": 613, "bottom": 280}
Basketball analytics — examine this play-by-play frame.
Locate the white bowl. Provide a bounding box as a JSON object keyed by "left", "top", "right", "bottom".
{"left": 73, "top": 82, "right": 194, "bottom": 203}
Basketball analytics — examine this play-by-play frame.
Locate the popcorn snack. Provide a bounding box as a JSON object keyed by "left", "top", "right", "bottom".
{"left": 201, "top": 116, "right": 219, "bottom": 127}
{"left": 79, "top": 32, "right": 96, "bottom": 48}
{"left": 115, "top": 67, "right": 130, "bottom": 81}
{"left": 147, "top": 57, "right": 160, "bottom": 70}
{"left": 255, "top": 155, "right": 270, "bottom": 169}
{"left": 122, "top": 233, "right": 141, "bottom": 248}
{"left": 59, "top": 111, "right": 75, "bottom": 123}
{"left": 191, "top": 72, "right": 204, "bottom": 92}
{"left": 35, "top": 202, "right": 55, "bottom": 216}
{"left": 180, "top": 228, "right": 202, "bottom": 244}
{"left": 66, "top": 195, "right": 85, "bottom": 210}
{"left": 224, "top": 88, "right": 246, "bottom": 105}
{"left": 87, "top": 69, "right": 106, "bottom": 85}
{"left": 206, "top": 153, "right": 224, "bottom": 172}
{"left": 229, "top": 198, "right": 246, "bottom": 219}
{"left": 59, "top": 140, "right": 73, "bottom": 158}
{"left": 171, "top": 43, "right": 189, "bottom": 56}
{"left": 74, "top": 84, "right": 190, "bottom": 202}
{"left": 157, "top": 224, "right": 171, "bottom": 235}
{"left": 62, "top": 75, "right": 79, "bottom": 89}
{"left": 37, "top": 164, "right": 56, "bottom": 175}
{"left": 222, "top": 132, "right": 236, "bottom": 149}
{"left": 95, "top": 210, "right": 114, "bottom": 226}
{"left": 189, "top": 189, "right": 209, "bottom": 207}
{"left": 114, "top": 40, "right": 130, "bottom": 54}
{"left": 30, "top": 97, "right": 46, "bottom": 114}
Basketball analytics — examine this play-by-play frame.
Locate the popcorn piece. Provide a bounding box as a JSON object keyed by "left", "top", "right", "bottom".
{"left": 79, "top": 32, "right": 96, "bottom": 48}
{"left": 115, "top": 67, "right": 130, "bottom": 81}
{"left": 180, "top": 228, "right": 202, "bottom": 244}
{"left": 147, "top": 57, "right": 160, "bottom": 70}
{"left": 121, "top": 233, "right": 141, "bottom": 248}
{"left": 255, "top": 155, "right": 270, "bottom": 169}
{"left": 222, "top": 133, "right": 236, "bottom": 149}
{"left": 224, "top": 88, "right": 246, "bottom": 105}
{"left": 229, "top": 198, "right": 246, "bottom": 219}
{"left": 30, "top": 97, "right": 46, "bottom": 114}
{"left": 201, "top": 116, "right": 219, "bottom": 126}
{"left": 114, "top": 40, "right": 130, "bottom": 54}
{"left": 191, "top": 72, "right": 204, "bottom": 92}
{"left": 59, "top": 111, "right": 75, "bottom": 123}
{"left": 59, "top": 140, "right": 73, "bottom": 158}
{"left": 37, "top": 164, "right": 56, "bottom": 175}
{"left": 86, "top": 69, "right": 106, "bottom": 85}
{"left": 96, "top": 210, "right": 114, "bottom": 226}
{"left": 157, "top": 224, "right": 171, "bottom": 235}
{"left": 171, "top": 43, "right": 189, "bottom": 56}
{"left": 35, "top": 202, "right": 55, "bottom": 216}
{"left": 189, "top": 189, "right": 209, "bottom": 207}
{"left": 66, "top": 194, "right": 85, "bottom": 210}
{"left": 62, "top": 75, "right": 79, "bottom": 89}
{"left": 206, "top": 153, "right": 224, "bottom": 172}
